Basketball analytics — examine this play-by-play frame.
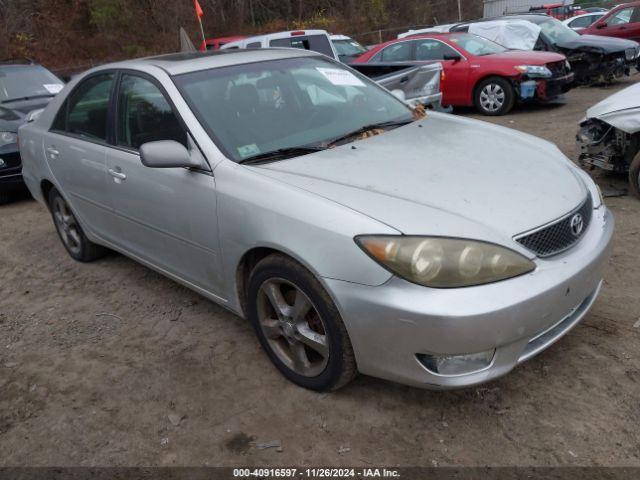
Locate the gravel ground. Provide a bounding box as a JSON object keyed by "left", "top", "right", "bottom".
{"left": 1, "top": 75, "right": 639, "bottom": 467}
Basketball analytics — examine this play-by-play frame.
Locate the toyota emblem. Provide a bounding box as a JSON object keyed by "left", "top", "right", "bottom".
{"left": 570, "top": 213, "right": 584, "bottom": 237}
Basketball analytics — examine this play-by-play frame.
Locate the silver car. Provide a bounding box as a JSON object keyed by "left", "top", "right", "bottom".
{"left": 19, "top": 49, "right": 613, "bottom": 391}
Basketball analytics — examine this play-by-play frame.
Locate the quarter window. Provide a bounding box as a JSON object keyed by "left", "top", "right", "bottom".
{"left": 56, "top": 73, "right": 114, "bottom": 141}
{"left": 116, "top": 74, "right": 187, "bottom": 150}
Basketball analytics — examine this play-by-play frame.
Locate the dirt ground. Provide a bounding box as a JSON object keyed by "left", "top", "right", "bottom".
{"left": 1, "top": 75, "right": 639, "bottom": 468}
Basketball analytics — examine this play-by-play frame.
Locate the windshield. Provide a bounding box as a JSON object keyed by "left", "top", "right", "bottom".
{"left": 333, "top": 39, "right": 368, "bottom": 57}
{"left": 174, "top": 56, "right": 413, "bottom": 162}
{"left": 449, "top": 33, "right": 507, "bottom": 56}
{"left": 0, "top": 65, "right": 63, "bottom": 102}
{"left": 538, "top": 18, "right": 580, "bottom": 44}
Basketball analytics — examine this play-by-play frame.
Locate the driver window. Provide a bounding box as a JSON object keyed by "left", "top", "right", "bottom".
{"left": 116, "top": 74, "right": 187, "bottom": 150}
{"left": 379, "top": 42, "right": 413, "bottom": 62}
{"left": 414, "top": 40, "right": 457, "bottom": 60}
{"left": 610, "top": 8, "right": 633, "bottom": 25}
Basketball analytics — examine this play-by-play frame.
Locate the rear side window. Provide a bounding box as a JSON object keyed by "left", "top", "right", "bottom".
{"left": 270, "top": 35, "right": 335, "bottom": 57}
{"left": 116, "top": 74, "right": 187, "bottom": 150}
{"left": 53, "top": 73, "right": 114, "bottom": 141}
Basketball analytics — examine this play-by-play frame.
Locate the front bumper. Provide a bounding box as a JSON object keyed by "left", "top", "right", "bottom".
{"left": 326, "top": 206, "right": 614, "bottom": 389}
{"left": 518, "top": 73, "right": 574, "bottom": 102}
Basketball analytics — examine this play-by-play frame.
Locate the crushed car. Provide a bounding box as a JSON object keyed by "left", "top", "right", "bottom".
{"left": 577, "top": 81, "right": 640, "bottom": 198}
{"left": 451, "top": 14, "right": 640, "bottom": 84}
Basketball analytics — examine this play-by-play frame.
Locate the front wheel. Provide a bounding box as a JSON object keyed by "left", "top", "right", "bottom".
{"left": 629, "top": 150, "right": 640, "bottom": 199}
{"left": 474, "top": 77, "right": 515, "bottom": 116}
{"left": 48, "top": 187, "right": 108, "bottom": 262}
{"left": 247, "top": 254, "right": 357, "bottom": 391}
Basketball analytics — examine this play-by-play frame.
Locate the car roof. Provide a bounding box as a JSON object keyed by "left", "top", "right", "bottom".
{"left": 91, "top": 48, "right": 322, "bottom": 76}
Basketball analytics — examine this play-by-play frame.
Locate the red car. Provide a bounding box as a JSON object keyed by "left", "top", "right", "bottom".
{"left": 352, "top": 33, "right": 574, "bottom": 116}
{"left": 199, "top": 36, "right": 247, "bottom": 51}
{"left": 529, "top": 3, "right": 586, "bottom": 20}
{"left": 581, "top": 1, "right": 640, "bottom": 43}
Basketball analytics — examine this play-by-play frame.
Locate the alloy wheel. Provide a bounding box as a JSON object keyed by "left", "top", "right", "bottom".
{"left": 256, "top": 278, "right": 329, "bottom": 377}
{"left": 480, "top": 83, "right": 505, "bottom": 113}
{"left": 52, "top": 196, "right": 82, "bottom": 256}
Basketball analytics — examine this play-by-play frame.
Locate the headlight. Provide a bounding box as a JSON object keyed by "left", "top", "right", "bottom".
{"left": 514, "top": 65, "right": 553, "bottom": 78}
{"left": 0, "top": 132, "right": 17, "bottom": 147}
{"left": 356, "top": 236, "right": 535, "bottom": 288}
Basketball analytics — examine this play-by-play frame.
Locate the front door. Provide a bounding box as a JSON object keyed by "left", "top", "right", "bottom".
{"left": 595, "top": 7, "right": 640, "bottom": 42}
{"left": 412, "top": 39, "right": 469, "bottom": 106}
{"left": 104, "top": 72, "right": 223, "bottom": 295}
{"left": 44, "top": 72, "right": 117, "bottom": 242}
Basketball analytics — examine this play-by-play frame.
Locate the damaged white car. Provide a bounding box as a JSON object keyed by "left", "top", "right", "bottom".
{"left": 577, "top": 82, "right": 640, "bottom": 198}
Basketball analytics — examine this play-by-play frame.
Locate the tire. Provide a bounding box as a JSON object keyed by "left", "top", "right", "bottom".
{"left": 0, "top": 190, "right": 10, "bottom": 205}
{"left": 48, "top": 187, "right": 108, "bottom": 262}
{"left": 474, "top": 76, "right": 515, "bottom": 116}
{"left": 247, "top": 254, "right": 357, "bottom": 391}
{"left": 629, "top": 150, "right": 640, "bottom": 200}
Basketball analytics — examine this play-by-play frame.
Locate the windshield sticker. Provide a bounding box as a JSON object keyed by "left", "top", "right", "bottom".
{"left": 316, "top": 67, "right": 365, "bottom": 87}
{"left": 237, "top": 144, "right": 261, "bottom": 158}
{"left": 43, "top": 84, "right": 64, "bottom": 94}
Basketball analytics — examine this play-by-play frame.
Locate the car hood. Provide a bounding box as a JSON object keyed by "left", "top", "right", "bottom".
{"left": 0, "top": 97, "right": 53, "bottom": 132}
{"left": 483, "top": 50, "right": 566, "bottom": 64}
{"left": 253, "top": 113, "right": 587, "bottom": 242}
{"left": 557, "top": 34, "right": 639, "bottom": 53}
{"left": 585, "top": 81, "right": 640, "bottom": 133}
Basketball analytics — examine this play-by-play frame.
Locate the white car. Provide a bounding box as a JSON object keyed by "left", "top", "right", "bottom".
{"left": 397, "top": 24, "right": 457, "bottom": 39}
{"left": 562, "top": 12, "right": 606, "bottom": 31}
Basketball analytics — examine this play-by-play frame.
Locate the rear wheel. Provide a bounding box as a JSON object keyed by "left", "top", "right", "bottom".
{"left": 48, "top": 188, "right": 108, "bottom": 262}
{"left": 247, "top": 254, "right": 357, "bottom": 391}
{"left": 629, "top": 150, "right": 640, "bottom": 199}
{"left": 474, "top": 77, "right": 515, "bottom": 116}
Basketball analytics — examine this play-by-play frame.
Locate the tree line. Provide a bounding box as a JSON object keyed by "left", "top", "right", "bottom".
{"left": 0, "top": 0, "right": 482, "bottom": 72}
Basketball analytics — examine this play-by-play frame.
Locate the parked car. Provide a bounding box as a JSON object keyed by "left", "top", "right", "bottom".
{"left": 353, "top": 32, "right": 574, "bottom": 115}
{"left": 222, "top": 29, "right": 443, "bottom": 109}
{"left": 451, "top": 14, "right": 640, "bottom": 84}
{"left": 577, "top": 81, "right": 640, "bottom": 198}
{"left": 330, "top": 34, "right": 368, "bottom": 63}
{"left": 199, "top": 36, "right": 247, "bottom": 51}
{"left": 19, "top": 48, "right": 613, "bottom": 391}
{"left": 582, "top": 7, "right": 609, "bottom": 13}
{"left": 529, "top": 3, "right": 586, "bottom": 20}
{"left": 221, "top": 29, "right": 339, "bottom": 59}
{"left": 562, "top": 12, "right": 606, "bottom": 31}
{"left": 0, "top": 59, "right": 64, "bottom": 204}
{"left": 397, "top": 24, "right": 457, "bottom": 38}
{"left": 581, "top": 2, "right": 640, "bottom": 43}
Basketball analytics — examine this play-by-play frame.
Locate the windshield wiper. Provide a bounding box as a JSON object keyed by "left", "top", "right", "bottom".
{"left": 324, "top": 119, "right": 414, "bottom": 148}
{"left": 239, "top": 146, "right": 326, "bottom": 165}
{"left": 1, "top": 93, "right": 55, "bottom": 104}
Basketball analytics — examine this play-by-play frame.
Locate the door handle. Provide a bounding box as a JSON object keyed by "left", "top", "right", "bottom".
{"left": 108, "top": 168, "right": 127, "bottom": 181}
{"left": 47, "top": 147, "right": 59, "bottom": 158}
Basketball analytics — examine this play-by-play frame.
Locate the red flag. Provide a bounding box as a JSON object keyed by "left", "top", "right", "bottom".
{"left": 194, "top": 0, "right": 204, "bottom": 18}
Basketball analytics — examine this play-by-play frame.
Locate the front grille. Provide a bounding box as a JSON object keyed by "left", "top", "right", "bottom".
{"left": 515, "top": 196, "right": 593, "bottom": 258}
{"left": 547, "top": 60, "right": 567, "bottom": 77}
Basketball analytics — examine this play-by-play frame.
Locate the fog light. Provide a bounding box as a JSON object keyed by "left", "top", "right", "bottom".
{"left": 417, "top": 349, "right": 495, "bottom": 376}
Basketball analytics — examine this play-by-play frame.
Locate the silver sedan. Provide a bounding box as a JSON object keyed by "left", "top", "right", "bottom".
{"left": 18, "top": 49, "right": 613, "bottom": 391}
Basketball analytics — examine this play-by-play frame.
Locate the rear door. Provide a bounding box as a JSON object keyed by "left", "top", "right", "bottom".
{"left": 43, "top": 72, "right": 117, "bottom": 241}
{"left": 104, "top": 71, "right": 223, "bottom": 295}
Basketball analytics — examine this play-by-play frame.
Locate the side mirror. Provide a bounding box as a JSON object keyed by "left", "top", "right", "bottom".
{"left": 140, "top": 140, "right": 204, "bottom": 169}
{"left": 391, "top": 89, "right": 406, "bottom": 102}
{"left": 443, "top": 52, "right": 462, "bottom": 62}
{"left": 596, "top": 22, "right": 607, "bottom": 29}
